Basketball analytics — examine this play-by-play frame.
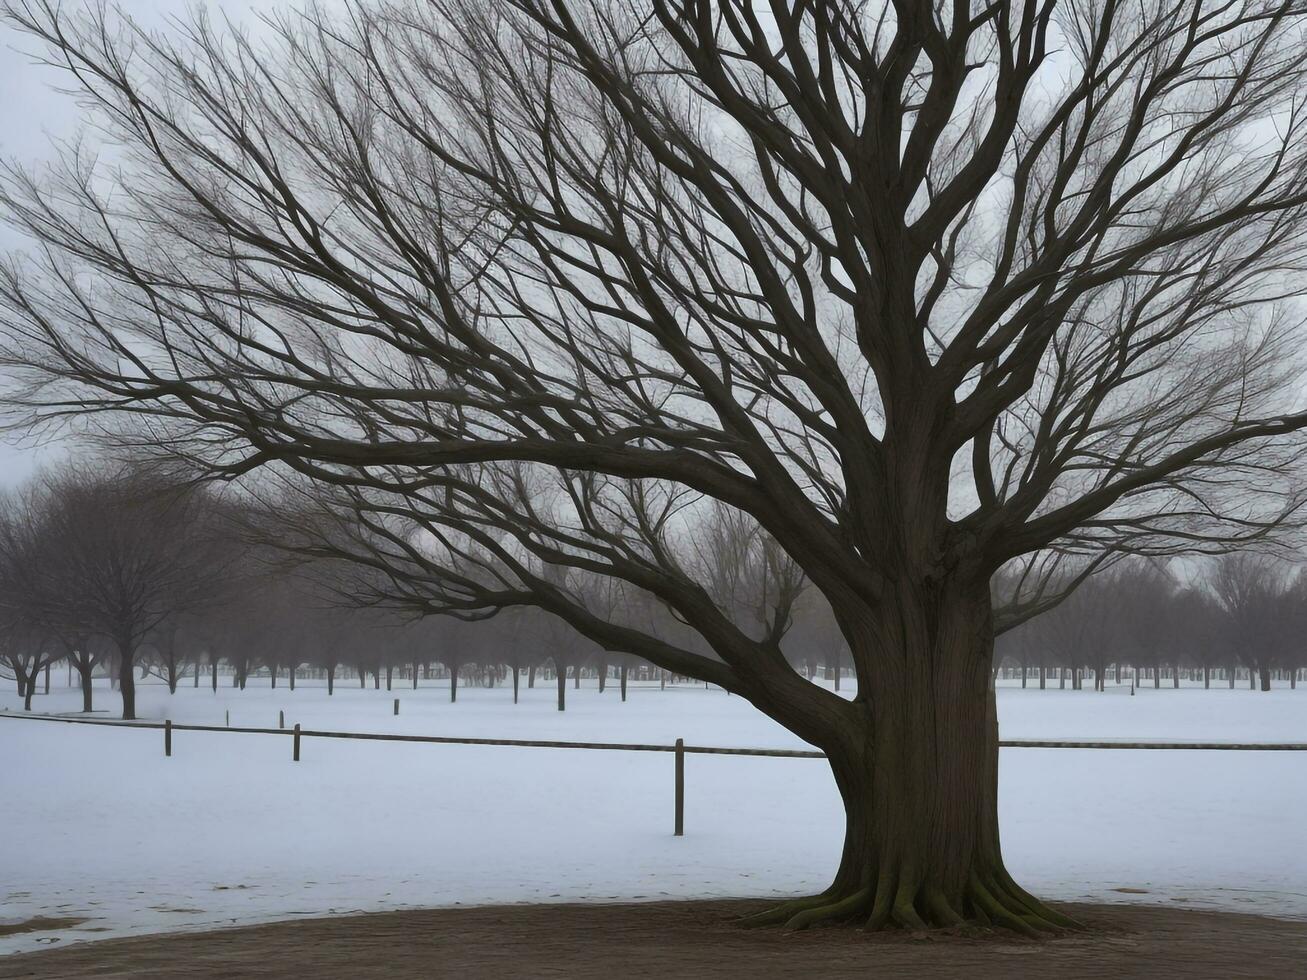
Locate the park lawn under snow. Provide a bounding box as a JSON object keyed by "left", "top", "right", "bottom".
{"left": 1, "top": 677, "right": 1305, "bottom": 955}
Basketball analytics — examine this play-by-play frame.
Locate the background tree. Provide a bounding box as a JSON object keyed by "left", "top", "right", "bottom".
{"left": 1208, "top": 554, "right": 1300, "bottom": 692}
{"left": 0, "top": 466, "right": 235, "bottom": 718}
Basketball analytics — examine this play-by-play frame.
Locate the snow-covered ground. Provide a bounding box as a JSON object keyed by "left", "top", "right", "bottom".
{"left": 2, "top": 676, "right": 1304, "bottom": 954}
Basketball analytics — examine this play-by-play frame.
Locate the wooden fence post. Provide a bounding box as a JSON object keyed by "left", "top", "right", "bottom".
{"left": 293, "top": 723, "right": 301, "bottom": 762}
{"left": 164, "top": 719, "right": 172, "bottom": 758}
{"left": 674, "top": 737, "right": 684, "bottom": 837}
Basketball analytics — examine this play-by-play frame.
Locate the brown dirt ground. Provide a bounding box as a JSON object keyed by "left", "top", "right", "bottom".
{"left": 2, "top": 899, "right": 1305, "bottom": 980}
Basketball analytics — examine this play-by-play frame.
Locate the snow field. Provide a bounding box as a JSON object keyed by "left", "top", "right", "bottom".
{"left": 1, "top": 678, "right": 1304, "bottom": 954}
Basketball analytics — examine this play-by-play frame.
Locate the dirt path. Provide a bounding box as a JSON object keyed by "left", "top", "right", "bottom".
{"left": 2, "top": 900, "right": 1304, "bottom": 979}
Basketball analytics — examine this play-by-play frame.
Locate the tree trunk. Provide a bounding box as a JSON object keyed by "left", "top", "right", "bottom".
{"left": 1259, "top": 665, "right": 1272, "bottom": 692}
{"left": 386, "top": 664, "right": 393, "bottom": 691}
{"left": 528, "top": 664, "right": 536, "bottom": 689}
{"left": 79, "top": 662, "right": 94, "bottom": 712}
{"left": 574, "top": 665, "right": 580, "bottom": 690}
{"left": 1204, "top": 664, "right": 1210, "bottom": 689}
{"left": 450, "top": 665, "right": 458, "bottom": 703}
{"left": 327, "top": 664, "right": 336, "bottom": 695}
{"left": 557, "top": 665, "right": 566, "bottom": 712}
{"left": 412, "top": 660, "right": 419, "bottom": 690}
{"left": 754, "top": 589, "right": 1076, "bottom": 935}
{"left": 211, "top": 659, "right": 218, "bottom": 692}
{"left": 24, "top": 673, "right": 35, "bottom": 711}
{"left": 117, "top": 643, "right": 137, "bottom": 721}
{"left": 374, "top": 669, "right": 381, "bottom": 690}
{"left": 620, "top": 663, "right": 628, "bottom": 702}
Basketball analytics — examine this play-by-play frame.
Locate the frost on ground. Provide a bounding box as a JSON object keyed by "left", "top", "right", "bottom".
{"left": 1, "top": 678, "right": 1304, "bottom": 954}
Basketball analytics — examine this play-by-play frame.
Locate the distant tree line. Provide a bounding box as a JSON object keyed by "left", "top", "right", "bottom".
{"left": 3, "top": 463, "right": 1303, "bottom": 722}
{"left": 0, "top": 462, "right": 844, "bottom": 718}
{"left": 997, "top": 557, "right": 1307, "bottom": 692}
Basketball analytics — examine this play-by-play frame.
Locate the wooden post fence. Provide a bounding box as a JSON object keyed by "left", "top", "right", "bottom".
{"left": 4, "top": 712, "right": 1304, "bottom": 841}
{"left": 674, "top": 737, "right": 684, "bottom": 837}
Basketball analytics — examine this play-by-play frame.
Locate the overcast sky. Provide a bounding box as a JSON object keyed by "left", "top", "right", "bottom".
{"left": 0, "top": 2, "right": 276, "bottom": 485}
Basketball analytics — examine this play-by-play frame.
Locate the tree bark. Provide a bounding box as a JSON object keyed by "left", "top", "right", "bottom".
{"left": 1259, "top": 665, "right": 1272, "bottom": 692}
{"left": 78, "top": 661, "right": 94, "bottom": 712}
{"left": 327, "top": 664, "right": 336, "bottom": 695}
{"left": 557, "top": 665, "right": 566, "bottom": 711}
{"left": 748, "top": 587, "right": 1074, "bottom": 934}
{"left": 620, "top": 663, "right": 628, "bottom": 702}
{"left": 450, "top": 665, "right": 458, "bottom": 703}
{"left": 117, "top": 640, "right": 137, "bottom": 721}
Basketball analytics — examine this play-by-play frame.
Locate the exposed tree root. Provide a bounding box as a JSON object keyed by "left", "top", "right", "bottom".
{"left": 743, "top": 869, "right": 1083, "bottom": 938}
{"left": 736, "top": 892, "right": 835, "bottom": 929}
{"left": 783, "top": 888, "right": 870, "bottom": 931}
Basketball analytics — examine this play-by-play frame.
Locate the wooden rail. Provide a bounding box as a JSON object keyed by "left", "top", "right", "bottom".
{"left": 3, "top": 709, "right": 1305, "bottom": 753}
{"left": 5, "top": 709, "right": 1304, "bottom": 836}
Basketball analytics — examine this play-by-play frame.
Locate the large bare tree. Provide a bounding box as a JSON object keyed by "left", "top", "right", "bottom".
{"left": 3, "top": 0, "right": 1307, "bottom": 931}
